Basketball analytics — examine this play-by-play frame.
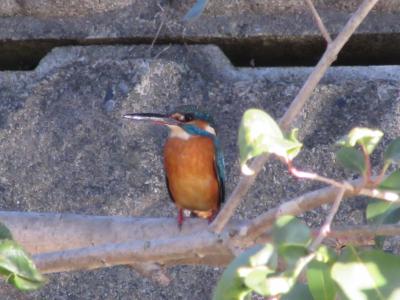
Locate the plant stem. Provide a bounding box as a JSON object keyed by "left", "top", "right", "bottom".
{"left": 288, "top": 162, "right": 353, "bottom": 191}
{"left": 361, "top": 144, "right": 372, "bottom": 185}
{"left": 308, "top": 187, "right": 346, "bottom": 252}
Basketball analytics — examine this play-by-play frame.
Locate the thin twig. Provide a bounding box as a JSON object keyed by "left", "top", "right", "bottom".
{"left": 280, "top": 0, "right": 380, "bottom": 130}
{"left": 308, "top": 187, "right": 345, "bottom": 252}
{"left": 149, "top": 19, "right": 165, "bottom": 52}
{"left": 287, "top": 166, "right": 396, "bottom": 201}
{"left": 240, "top": 179, "right": 359, "bottom": 241}
{"left": 304, "top": 0, "right": 332, "bottom": 43}
{"left": 288, "top": 162, "right": 353, "bottom": 190}
{"left": 358, "top": 187, "right": 399, "bottom": 202}
{"left": 149, "top": 2, "right": 166, "bottom": 53}
{"left": 327, "top": 223, "right": 400, "bottom": 239}
{"left": 154, "top": 44, "right": 172, "bottom": 59}
{"left": 210, "top": 0, "right": 380, "bottom": 234}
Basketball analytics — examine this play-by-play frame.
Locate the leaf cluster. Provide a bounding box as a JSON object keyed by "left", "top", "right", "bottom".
{"left": 216, "top": 109, "right": 400, "bottom": 300}
{"left": 336, "top": 128, "right": 400, "bottom": 247}
{"left": 214, "top": 216, "right": 400, "bottom": 300}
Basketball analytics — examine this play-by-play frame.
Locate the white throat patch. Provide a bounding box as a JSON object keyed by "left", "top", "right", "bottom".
{"left": 168, "top": 124, "right": 216, "bottom": 140}
{"left": 168, "top": 125, "right": 191, "bottom": 140}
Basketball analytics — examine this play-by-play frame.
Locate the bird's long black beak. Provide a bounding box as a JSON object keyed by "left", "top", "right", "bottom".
{"left": 123, "top": 113, "right": 181, "bottom": 126}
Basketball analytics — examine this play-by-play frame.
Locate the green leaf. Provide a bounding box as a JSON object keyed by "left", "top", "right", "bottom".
{"left": 366, "top": 171, "right": 400, "bottom": 247}
{"left": 273, "top": 216, "right": 311, "bottom": 247}
{"left": 378, "top": 170, "right": 400, "bottom": 192}
{"left": 263, "top": 275, "right": 295, "bottom": 296}
{"left": 314, "top": 246, "right": 337, "bottom": 264}
{"left": 366, "top": 201, "right": 400, "bottom": 223}
{"left": 338, "top": 127, "right": 383, "bottom": 154}
{"left": 0, "top": 222, "right": 12, "bottom": 240}
{"left": 384, "top": 138, "right": 400, "bottom": 165}
{"left": 0, "top": 240, "right": 45, "bottom": 291}
{"left": 279, "top": 245, "right": 308, "bottom": 268}
{"left": 183, "top": 0, "right": 208, "bottom": 22}
{"left": 285, "top": 128, "right": 303, "bottom": 160}
{"left": 336, "top": 147, "right": 365, "bottom": 173}
{"left": 366, "top": 200, "right": 400, "bottom": 248}
{"left": 306, "top": 260, "right": 336, "bottom": 300}
{"left": 332, "top": 246, "right": 400, "bottom": 300}
{"left": 238, "top": 109, "right": 302, "bottom": 174}
{"left": 242, "top": 266, "right": 274, "bottom": 296}
{"left": 238, "top": 109, "right": 283, "bottom": 166}
{"left": 281, "top": 283, "right": 313, "bottom": 300}
{"left": 261, "top": 264, "right": 312, "bottom": 297}
{"left": 213, "top": 244, "right": 276, "bottom": 300}
{"left": 247, "top": 243, "right": 277, "bottom": 269}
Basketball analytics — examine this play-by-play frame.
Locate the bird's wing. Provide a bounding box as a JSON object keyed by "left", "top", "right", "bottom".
{"left": 213, "top": 138, "right": 226, "bottom": 206}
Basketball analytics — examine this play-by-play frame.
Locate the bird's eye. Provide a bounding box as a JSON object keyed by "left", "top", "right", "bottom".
{"left": 185, "top": 113, "right": 194, "bottom": 122}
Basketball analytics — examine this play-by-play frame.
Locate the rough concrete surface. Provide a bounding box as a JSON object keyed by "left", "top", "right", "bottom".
{"left": 0, "top": 44, "right": 398, "bottom": 298}
{"left": 0, "top": 0, "right": 399, "bottom": 72}
{"left": 0, "top": 0, "right": 398, "bottom": 38}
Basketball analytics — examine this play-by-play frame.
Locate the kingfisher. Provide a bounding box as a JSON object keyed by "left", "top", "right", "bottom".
{"left": 124, "top": 106, "right": 225, "bottom": 228}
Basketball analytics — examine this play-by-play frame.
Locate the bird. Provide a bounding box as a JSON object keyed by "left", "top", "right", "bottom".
{"left": 124, "top": 105, "right": 225, "bottom": 228}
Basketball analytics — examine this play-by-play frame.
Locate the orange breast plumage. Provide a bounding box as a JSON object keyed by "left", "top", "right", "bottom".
{"left": 163, "top": 135, "right": 219, "bottom": 217}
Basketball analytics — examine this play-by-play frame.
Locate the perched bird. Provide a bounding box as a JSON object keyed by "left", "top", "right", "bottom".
{"left": 124, "top": 105, "right": 225, "bottom": 228}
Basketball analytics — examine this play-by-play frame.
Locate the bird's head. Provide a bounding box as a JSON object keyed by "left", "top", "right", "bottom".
{"left": 124, "top": 105, "right": 216, "bottom": 138}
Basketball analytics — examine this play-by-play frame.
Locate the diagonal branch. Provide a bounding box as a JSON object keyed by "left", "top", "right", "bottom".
{"left": 304, "top": 0, "right": 332, "bottom": 43}
{"left": 239, "top": 180, "right": 363, "bottom": 241}
{"left": 209, "top": 0, "right": 380, "bottom": 234}
{"left": 280, "top": 0, "right": 379, "bottom": 130}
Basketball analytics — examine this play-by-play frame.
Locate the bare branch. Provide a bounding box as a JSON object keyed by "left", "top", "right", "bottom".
{"left": 304, "top": 0, "right": 332, "bottom": 43}
{"left": 289, "top": 164, "right": 398, "bottom": 202}
{"left": 33, "top": 219, "right": 400, "bottom": 275}
{"left": 1, "top": 178, "right": 394, "bottom": 260}
{"left": 358, "top": 187, "right": 399, "bottom": 202}
{"left": 240, "top": 180, "right": 363, "bottom": 241}
{"left": 34, "top": 232, "right": 233, "bottom": 274}
{"left": 1, "top": 180, "right": 397, "bottom": 275}
{"left": 209, "top": 157, "right": 265, "bottom": 233}
{"left": 280, "top": 0, "right": 379, "bottom": 130}
{"left": 328, "top": 224, "right": 400, "bottom": 239}
{"left": 308, "top": 187, "right": 345, "bottom": 252}
{"left": 0, "top": 212, "right": 216, "bottom": 254}
{"left": 210, "top": 0, "right": 379, "bottom": 234}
